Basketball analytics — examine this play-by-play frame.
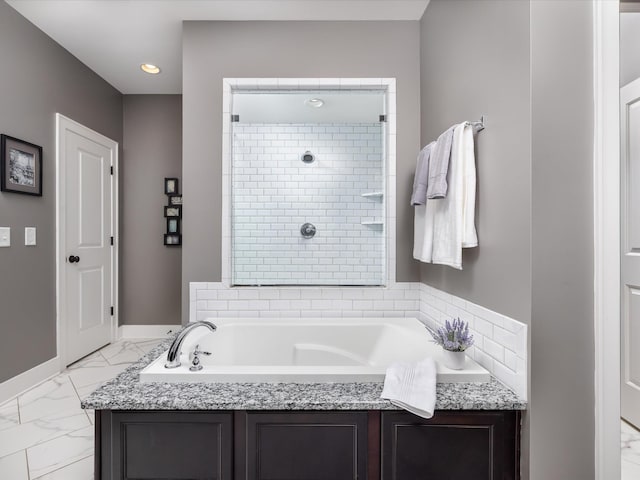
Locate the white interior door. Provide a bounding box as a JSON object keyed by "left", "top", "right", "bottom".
{"left": 57, "top": 115, "right": 117, "bottom": 366}
{"left": 621, "top": 78, "right": 640, "bottom": 429}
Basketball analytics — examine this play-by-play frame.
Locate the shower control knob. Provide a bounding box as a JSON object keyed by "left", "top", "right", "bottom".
{"left": 300, "top": 223, "right": 316, "bottom": 239}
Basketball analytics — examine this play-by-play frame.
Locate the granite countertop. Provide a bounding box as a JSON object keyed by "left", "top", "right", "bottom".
{"left": 82, "top": 335, "right": 527, "bottom": 411}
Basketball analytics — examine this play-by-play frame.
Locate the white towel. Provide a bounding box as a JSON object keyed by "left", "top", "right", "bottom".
{"left": 411, "top": 143, "right": 435, "bottom": 206}
{"left": 380, "top": 358, "right": 437, "bottom": 419}
{"left": 426, "top": 126, "right": 455, "bottom": 199}
{"left": 413, "top": 200, "right": 437, "bottom": 263}
{"left": 431, "top": 123, "right": 477, "bottom": 269}
{"left": 461, "top": 125, "right": 478, "bottom": 248}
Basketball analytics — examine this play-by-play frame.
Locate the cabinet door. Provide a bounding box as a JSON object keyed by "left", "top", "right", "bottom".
{"left": 239, "top": 411, "right": 369, "bottom": 480}
{"left": 381, "top": 411, "right": 520, "bottom": 480}
{"left": 100, "top": 410, "right": 233, "bottom": 480}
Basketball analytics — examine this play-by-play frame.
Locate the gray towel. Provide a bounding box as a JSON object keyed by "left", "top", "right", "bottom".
{"left": 426, "top": 125, "right": 456, "bottom": 199}
{"left": 410, "top": 142, "right": 435, "bottom": 206}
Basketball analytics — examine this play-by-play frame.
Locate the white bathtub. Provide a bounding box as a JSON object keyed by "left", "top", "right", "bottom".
{"left": 140, "top": 317, "right": 490, "bottom": 384}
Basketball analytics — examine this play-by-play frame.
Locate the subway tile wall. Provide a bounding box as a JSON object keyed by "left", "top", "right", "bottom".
{"left": 190, "top": 282, "right": 528, "bottom": 399}
{"left": 416, "top": 283, "right": 528, "bottom": 400}
{"left": 232, "top": 123, "right": 385, "bottom": 285}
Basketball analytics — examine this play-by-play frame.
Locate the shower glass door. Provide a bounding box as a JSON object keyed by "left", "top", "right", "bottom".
{"left": 230, "top": 90, "right": 386, "bottom": 286}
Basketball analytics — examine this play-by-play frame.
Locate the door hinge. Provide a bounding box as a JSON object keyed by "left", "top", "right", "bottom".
{"left": 231, "top": 114, "right": 240, "bottom": 122}
{"left": 379, "top": 114, "right": 387, "bottom": 122}
{"left": 110, "top": 236, "right": 114, "bottom": 246}
{"left": 110, "top": 166, "right": 114, "bottom": 175}
{"left": 110, "top": 306, "right": 114, "bottom": 316}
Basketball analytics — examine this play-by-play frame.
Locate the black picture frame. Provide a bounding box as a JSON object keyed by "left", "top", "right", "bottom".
{"left": 164, "top": 234, "right": 182, "bottom": 246}
{"left": 164, "top": 205, "right": 182, "bottom": 218}
{"left": 164, "top": 177, "right": 179, "bottom": 195}
{"left": 168, "top": 194, "right": 182, "bottom": 206}
{"left": 1, "top": 134, "right": 43, "bottom": 196}
{"left": 167, "top": 218, "right": 180, "bottom": 234}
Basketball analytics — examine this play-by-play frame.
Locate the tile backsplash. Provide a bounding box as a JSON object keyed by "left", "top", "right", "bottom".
{"left": 190, "top": 281, "right": 528, "bottom": 399}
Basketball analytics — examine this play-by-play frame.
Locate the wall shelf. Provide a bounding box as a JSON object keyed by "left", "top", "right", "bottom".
{"left": 360, "top": 192, "right": 384, "bottom": 199}
{"left": 361, "top": 221, "right": 384, "bottom": 226}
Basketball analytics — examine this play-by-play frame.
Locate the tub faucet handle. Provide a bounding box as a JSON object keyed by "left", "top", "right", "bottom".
{"left": 188, "top": 345, "right": 211, "bottom": 372}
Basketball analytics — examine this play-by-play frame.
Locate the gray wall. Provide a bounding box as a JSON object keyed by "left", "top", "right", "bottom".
{"left": 530, "top": 1, "right": 594, "bottom": 479}
{"left": 122, "top": 95, "right": 182, "bottom": 325}
{"left": 621, "top": 12, "right": 640, "bottom": 87}
{"left": 0, "top": 2, "right": 122, "bottom": 382}
{"left": 182, "top": 21, "right": 422, "bottom": 321}
{"left": 419, "top": 0, "right": 532, "bottom": 324}
{"left": 420, "top": 2, "right": 596, "bottom": 478}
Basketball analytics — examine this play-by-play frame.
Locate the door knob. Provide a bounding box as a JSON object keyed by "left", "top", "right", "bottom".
{"left": 68, "top": 255, "right": 80, "bottom": 263}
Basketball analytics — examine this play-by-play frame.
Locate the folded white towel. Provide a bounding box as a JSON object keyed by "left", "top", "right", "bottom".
{"left": 380, "top": 358, "right": 437, "bottom": 419}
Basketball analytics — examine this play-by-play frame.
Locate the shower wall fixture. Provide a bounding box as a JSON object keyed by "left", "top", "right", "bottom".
{"left": 230, "top": 89, "right": 386, "bottom": 286}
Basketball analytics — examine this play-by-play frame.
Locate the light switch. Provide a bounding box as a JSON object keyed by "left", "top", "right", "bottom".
{"left": 0, "top": 227, "right": 10, "bottom": 247}
{"left": 25, "top": 227, "right": 36, "bottom": 246}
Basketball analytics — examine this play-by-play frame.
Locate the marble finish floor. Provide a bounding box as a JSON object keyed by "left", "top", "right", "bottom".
{"left": 0, "top": 339, "right": 161, "bottom": 479}
{"left": 623, "top": 419, "right": 640, "bottom": 480}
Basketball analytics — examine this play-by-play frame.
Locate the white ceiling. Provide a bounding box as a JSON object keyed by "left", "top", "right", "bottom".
{"left": 5, "top": 0, "right": 430, "bottom": 94}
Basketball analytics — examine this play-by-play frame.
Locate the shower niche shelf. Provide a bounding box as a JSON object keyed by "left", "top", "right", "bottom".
{"left": 361, "top": 221, "right": 384, "bottom": 226}
{"left": 361, "top": 192, "right": 384, "bottom": 199}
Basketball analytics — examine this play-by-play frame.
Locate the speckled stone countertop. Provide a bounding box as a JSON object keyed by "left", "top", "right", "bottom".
{"left": 82, "top": 335, "right": 527, "bottom": 411}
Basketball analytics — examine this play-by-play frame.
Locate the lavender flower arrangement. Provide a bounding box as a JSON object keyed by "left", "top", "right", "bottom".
{"left": 430, "top": 318, "right": 474, "bottom": 352}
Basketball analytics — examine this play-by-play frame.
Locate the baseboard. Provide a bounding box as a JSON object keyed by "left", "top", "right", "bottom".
{"left": 118, "top": 324, "right": 181, "bottom": 339}
{"left": 0, "top": 356, "right": 60, "bottom": 404}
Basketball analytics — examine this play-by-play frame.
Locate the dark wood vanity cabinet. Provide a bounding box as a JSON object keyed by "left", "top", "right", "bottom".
{"left": 381, "top": 411, "right": 521, "bottom": 480}
{"left": 97, "top": 411, "right": 233, "bottom": 480}
{"left": 237, "top": 412, "right": 369, "bottom": 480}
{"left": 96, "top": 410, "right": 520, "bottom": 480}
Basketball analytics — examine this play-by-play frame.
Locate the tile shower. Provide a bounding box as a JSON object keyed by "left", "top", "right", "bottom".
{"left": 231, "top": 91, "right": 387, "bottom": 286}
{"left": 232, "top": 121, "right": 385, "bottom": 285}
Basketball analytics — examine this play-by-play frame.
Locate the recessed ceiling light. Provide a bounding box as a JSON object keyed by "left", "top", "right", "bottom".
{"left": 305, "top": 98, "right": 324, "bottom": 108}
{"left": 140, "top": 63, "right": 161, "bottom": 74}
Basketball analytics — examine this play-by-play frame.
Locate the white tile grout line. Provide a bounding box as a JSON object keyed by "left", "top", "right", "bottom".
{"left": 24, "top": 448, "right": 30, "bottom": 480}
{"left": 66, "top": 372, "right": 92, "bottom": 425}
{"left": 31, "top": 455, "right": 92, "bottom": 480}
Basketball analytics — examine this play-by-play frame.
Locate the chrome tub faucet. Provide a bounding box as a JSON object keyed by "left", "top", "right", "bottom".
{"left": 164, "top": 321, "right": 217, "bottom": 369}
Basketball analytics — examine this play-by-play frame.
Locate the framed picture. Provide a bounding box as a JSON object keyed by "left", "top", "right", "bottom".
{"left": 164, "top": 234, "right": 181, "bottom": 246}
{"left": 164, "top": 205, "right": 182, "bottom": 218}
{"left": 169, "top": 195, "right": 182, "bottom": 206}
{"left": 1, "top": 134, "right": 43, "bottom": 196}
{"left": 167, "top": 218, "right": 180, "bottom": 234}
{"left": 164, "top": 177, "right": 179, "bottom": 195}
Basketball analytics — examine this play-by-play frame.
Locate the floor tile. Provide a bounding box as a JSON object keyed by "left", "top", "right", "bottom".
{"left": 99, "top": 341, "right": 145, "bottom": 366}
{"left": 622, "top": 419, "right": 640, "bottom": 467}
{"left": 0, "top": 398, "right": 20, "bottom": 432}
{"left": 18, "top": 375, "right": 82, "bottom": 424}
{"left": 85, "top": 409, "right": 95, "bottom": 425}
{"left": 0, "top": 450, "right": 29, "bottom": 479}
{"left": 67, "top": 351, "right": 107, "bottom": 370}
{"left": 130, "top": 338, "right": 163, "bottom": 354}
{"left": 623, "top": 457, "right": 640, "bottom": 480}
{"left": 0, "top": 410, "right": 90, "bottom": 458}
{"left": 66, "top": 357, "right": 129, "bottom": 400}
{"left": 33, "top": 455, "right": 94, "bottom": 480}
{"left": 0, "top": 337, "right": 156, "bottom": 477}
{"left": 27, "top": 425, "right": 94, "bottom": 479}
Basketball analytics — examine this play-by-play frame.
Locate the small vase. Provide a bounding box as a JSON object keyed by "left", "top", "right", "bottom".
{"left": 443, "top": 350, "right": 466, "bottom": 370}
